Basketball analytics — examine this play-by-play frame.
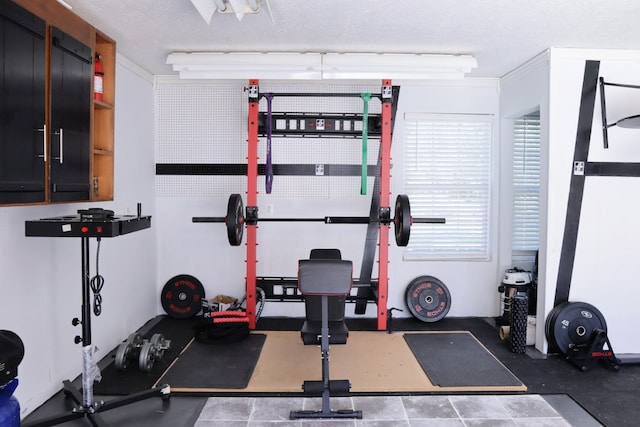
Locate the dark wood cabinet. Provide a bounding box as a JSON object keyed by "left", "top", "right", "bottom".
{"left": 49, "top": 27, "right": 92, "bottom": 202}
{"left": 1, "top": 0, "right": 114, "bottom": 205}
{"left": 0, "top": 0, "right": 47, "bottom": 204}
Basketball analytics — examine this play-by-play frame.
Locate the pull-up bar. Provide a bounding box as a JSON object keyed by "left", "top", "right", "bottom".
{"left": 256, "top": 92, "right": 385, "bottom": 99}
{"left": 599, "top": 77, "right": 640, "bottom": 148}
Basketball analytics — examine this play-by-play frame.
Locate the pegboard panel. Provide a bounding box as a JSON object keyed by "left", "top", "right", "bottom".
{"left": 257, "top": 175, "right": 376, "bottom": 198}
{"left": 156, "top": 81, "right": 385, "bottom": 199}
{"left": 256, "top": 136, "right": 379, "bottom": 198}
{"left": 155, "top": 175, "right": 246, "bottom": 197}
{"left": 258, "top": 82, "right": 382, "bottom": 198}
{"left": 155, "top": 83, "right": 246, "bottom": 164}
{"left": 259, "top": 83, "right": 382, "bottom": 114}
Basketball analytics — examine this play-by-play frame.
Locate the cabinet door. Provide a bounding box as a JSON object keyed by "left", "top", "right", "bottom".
{"left": 0, "top": 0, "right": 46, "bottom": 204}
{"left": 49, "top": 27, "right": 92, "bottom": 202}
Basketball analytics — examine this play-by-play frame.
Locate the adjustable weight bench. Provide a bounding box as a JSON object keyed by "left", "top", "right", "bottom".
{"left": 300, "top": 249, "right": 348, "bottom": 345}
{"left": 290, "top": 254, "right": 362, "bottom": 420}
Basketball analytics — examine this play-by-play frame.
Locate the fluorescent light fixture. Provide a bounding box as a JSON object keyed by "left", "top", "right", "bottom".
{"left": 322, "top": 53, "right": 478, "bottom": 80}
{"left": 166, "top": 52, "right": 323, "bottom": 80}
{"left": 166, "top": 52, "right": 477, "bottom": 80}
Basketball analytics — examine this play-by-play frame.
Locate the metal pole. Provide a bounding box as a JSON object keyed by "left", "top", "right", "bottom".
{"left": 80, "top": 237, "right": 93, "bottom": 408}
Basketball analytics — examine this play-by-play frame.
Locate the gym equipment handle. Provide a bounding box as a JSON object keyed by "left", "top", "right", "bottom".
{"left": 193, "top": 217, "right": 227, "bottom": 223}
{"left": 192, "top": 216, "right": 445, "bottom": 224}
{"left": 412, "top": 218, "right": 446, "bottom": 224}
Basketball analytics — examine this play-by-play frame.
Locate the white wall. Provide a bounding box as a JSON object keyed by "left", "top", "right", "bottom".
{"left": 154, "top": 79, "right": 503, "bottom": 320}
{"left": 390, "top": 81, "right": 501, "bottom": 317}
{"left": 0, "top": 57, "right": 158, "bottom": 417}
{"left": 544, "top": 48, "right": 640, "bottom": 354}
{"left": 499, "top": 51, "right": 550, "bottom": 351}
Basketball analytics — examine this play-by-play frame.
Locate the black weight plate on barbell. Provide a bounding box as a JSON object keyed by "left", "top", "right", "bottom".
{"left": 405, "top": 275, "right": 451, "bottom": 322}
{"left": 394, "top": 194, "right": 411, "bottom": 246}
{"left": 546, "top": 301, "right": 607, "bottom": 355}
{"left": 161, "top": 274, "right": 205, "bottom": 319}
{"left": 226, "top": 194, "right": 244, "bottom": 246}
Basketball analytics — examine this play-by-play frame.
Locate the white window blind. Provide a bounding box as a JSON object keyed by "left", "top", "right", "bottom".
{"left": 512, "top": 114, "right": 540, "bottom": 255}
{"left": 404, "top": 113, "right": 493, "bottom": 260}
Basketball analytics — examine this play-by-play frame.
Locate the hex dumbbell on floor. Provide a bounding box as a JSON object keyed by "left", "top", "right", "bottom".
{"left": 114, "top": 332, "right": 171, "bottom": 372}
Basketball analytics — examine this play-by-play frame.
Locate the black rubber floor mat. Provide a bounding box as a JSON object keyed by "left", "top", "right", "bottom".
{"left": 404, "top": 332, "right": 523, "bottom": 387}
{"left": 93, "top": 316, "right": 199, "bottom": 395}
{"left": 156, "top": 333, "right": 266, "bottom": 390}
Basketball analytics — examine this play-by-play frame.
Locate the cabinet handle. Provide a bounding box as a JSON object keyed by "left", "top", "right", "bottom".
{"left": 59, "top": 128, "right": 64, "bottom": 164}
{"left": 53, "top": 128, "right": 64, "bottom": 164}
{"left": 35, "top": 125, "right": 47, "bottom": 161}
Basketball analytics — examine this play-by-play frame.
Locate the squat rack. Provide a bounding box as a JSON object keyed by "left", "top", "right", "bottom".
{"left": 243, "top": 80, "right": 396, "bottom": 330}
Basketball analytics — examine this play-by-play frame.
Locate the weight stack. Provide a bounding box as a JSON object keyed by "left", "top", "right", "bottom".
{"left": 509, "top": 295, "right": 528, "bottom": 354}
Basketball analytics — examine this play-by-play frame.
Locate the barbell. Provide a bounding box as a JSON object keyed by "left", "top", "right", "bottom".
{"left": 192, "top": 194, "right": 445, "bottom": 247}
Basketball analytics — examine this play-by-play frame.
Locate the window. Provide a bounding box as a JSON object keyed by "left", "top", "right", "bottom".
{"left": 403, "top": 113, "right": 493, "bottom": 260}
{"left": 512, "top": 113, "right": 540, "bottom": 259}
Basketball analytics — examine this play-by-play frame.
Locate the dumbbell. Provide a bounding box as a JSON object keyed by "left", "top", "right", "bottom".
{"left": 114, "top": 333, "right": 171, "bottom": 372}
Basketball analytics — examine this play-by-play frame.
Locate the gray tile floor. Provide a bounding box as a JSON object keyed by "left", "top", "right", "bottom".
{"left": 193, "top": 395, "right": 603, "bottom": 426}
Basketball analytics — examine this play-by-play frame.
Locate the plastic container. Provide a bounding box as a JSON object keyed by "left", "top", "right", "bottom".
{"left": 497, "top": 268, "right": 533, "bottom": 325}
{"left": 0, "top": 379, "right": 20, "bottom": 427}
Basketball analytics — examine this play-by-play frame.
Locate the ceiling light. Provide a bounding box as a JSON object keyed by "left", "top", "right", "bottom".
{"left": 190, "top": 0, "right": 270, "bottom": 23}
{"left": 322, "top": 53, "right": 478, "bottom": 80}
{"left": 166, "top": 52, "right": 323, "bottom": 80}
{"left": 166, "top": 52, "right": 477, "bottom": 81}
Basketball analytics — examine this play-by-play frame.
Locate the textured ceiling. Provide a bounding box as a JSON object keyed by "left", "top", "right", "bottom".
{"left": 63, "top": 0, "right": 640, "bottom": 78}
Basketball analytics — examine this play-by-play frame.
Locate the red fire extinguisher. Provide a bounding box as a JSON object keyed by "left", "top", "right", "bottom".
{"left": 94, "top": 53, "right": 104, "bottom": 101}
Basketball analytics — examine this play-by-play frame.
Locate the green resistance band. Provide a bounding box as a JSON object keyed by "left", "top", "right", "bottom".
{"left": 360, "top": 93, "right": 372, "bottom": 195}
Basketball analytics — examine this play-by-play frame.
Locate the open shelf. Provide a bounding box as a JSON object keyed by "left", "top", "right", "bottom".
{"left": 94, "top": 99, "right": 113, "bottom": 110}
{"left": 92, "top": 30, "right": 115, "bottom": 201}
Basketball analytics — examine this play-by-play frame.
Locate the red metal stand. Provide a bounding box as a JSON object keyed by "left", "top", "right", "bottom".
{"left": 376, "top": 80, "right": 393, "bottom": 330}
{"left": 243, "top": 79, "right": 394, "bottom": 330}
{"left": 246, "top": 79, "right": 259, "bottom": 329}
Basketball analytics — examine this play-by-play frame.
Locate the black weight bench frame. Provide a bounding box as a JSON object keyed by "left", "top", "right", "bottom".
{"left": 290, "top": 255, "right": 362, "bottom": 420}
{"left": 300, "top": 249, "right": 348, "bottom": 346}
